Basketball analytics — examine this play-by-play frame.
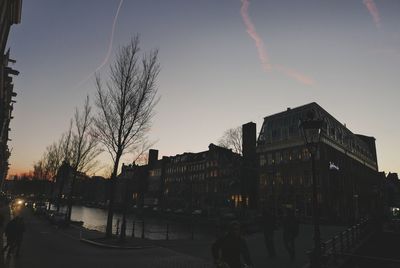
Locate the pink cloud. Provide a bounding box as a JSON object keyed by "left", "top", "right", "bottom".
{"left": 363, "top": 0, "right": 381, "bottom": 28}
{"left": 240, "top": 0, "right": 315, "bottom": 86}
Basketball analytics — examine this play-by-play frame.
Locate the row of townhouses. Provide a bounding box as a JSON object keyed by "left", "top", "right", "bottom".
{"left": 0, "top": 0, "right": 21, "bottom": 187}
{"left": 115, "top": 102, "right": 383, "bottom": 223}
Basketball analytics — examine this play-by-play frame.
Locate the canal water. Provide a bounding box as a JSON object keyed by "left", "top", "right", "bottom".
{"left": 57, "top": 205, "right": 207, "bottom": 240}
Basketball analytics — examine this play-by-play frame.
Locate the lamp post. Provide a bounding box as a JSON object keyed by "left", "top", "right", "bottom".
{"left": 300, "top": 111, "right": 323, "bottom": 268}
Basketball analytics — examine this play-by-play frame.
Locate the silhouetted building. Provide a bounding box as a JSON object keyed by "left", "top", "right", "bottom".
{"left": 117, "top": 163, "right": 148, "bottom": 208}
{"left": 0, "top": 0, "right": 21, "bottom": 187}
{"left": 385, "top": 172, "right": 400, "bottom": 209}
{"left": 162, "top": 144, "right": 242, "bottom": 214}
{"left": 257, "top": 103, "right": 381, "bottom": 223}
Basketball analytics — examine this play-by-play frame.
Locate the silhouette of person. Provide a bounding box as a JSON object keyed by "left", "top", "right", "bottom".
{"left": 282, "top": 208, "right": 299, "bottom": 261}
{"left": 2, "top": 215, "right": 25, "bottom": 257}
{"left": 262, "top": 208, "right": 276, "bottom": 258}
{"left": 211, "top": 221, "right": 253, "bottom": 268}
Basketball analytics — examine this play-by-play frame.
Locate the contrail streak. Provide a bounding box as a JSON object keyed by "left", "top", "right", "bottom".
{"left": 240, "top": 0, "right": 271, "bottom": 71}
{"left": 275, "top": 65, "right": 315, "bottom": 86}
{"left": 240, "top": 0, "right": 315, "bottom": 86}
{"left": 363, "top": 0, "right": 381, "bottom": 28}
{"left": 74, "top": 0, "right": 124, "bottom": 89}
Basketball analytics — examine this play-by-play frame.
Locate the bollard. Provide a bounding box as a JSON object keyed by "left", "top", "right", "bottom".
{"left": 132, "top": 221, "right": 135, "bottom": 238}
{"left": 166, "top": 223, "right": 169, "bottom": 240}
{"left": 141, "top": 221, "right": 145, "bottom": 239}
{"left": 116, "top": 219, "right": 120, "bottom": 236}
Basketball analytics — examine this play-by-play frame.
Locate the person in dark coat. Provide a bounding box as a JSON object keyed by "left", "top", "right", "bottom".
{"left": 3, "top": 216, "right": 17, "bottom": 256}
{"left": 212, "top": 221, "right": 253, "bottom": 268}
{"left": 2, "top": 215, "right": 25, "bottom": 257}
{"left": 262, "top": 208, "right": 276, "bottom": 258}
{"left": 282, "top": 208, "right": 299, "bottom": 260}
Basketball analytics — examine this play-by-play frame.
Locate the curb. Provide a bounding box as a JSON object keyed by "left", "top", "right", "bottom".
{"left": 80, "top": 238, "right": 156, "bottom": 250}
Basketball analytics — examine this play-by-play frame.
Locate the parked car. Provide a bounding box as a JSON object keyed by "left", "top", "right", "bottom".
{"left": 49, "top": 211, "right": 67, "bottom": 225}
{"left": 192, "top": 209, "right": 202, "bottom": 216}
{"left": 174, "top": 208, "right": 184, "bottom": 214}
{"left": 33, "top": 202, "right": 47, "bottom": 215}
{"left": 163, "top": 208, "right": 172, "bottom": 213}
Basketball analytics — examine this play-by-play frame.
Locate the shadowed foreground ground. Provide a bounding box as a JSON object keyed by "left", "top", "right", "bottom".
{"left": 1, "top": 208, "right": 346, "bottom": 268}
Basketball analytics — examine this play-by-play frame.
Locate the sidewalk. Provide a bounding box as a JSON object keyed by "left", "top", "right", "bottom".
{"left": 74, "top": 218, "right": 347, "bottom": 268}
{"left": 3, "top": 207, "right": 349, "bottom": 268}
{"left": 2, "top": 208, "right": 215, "bottom": 268}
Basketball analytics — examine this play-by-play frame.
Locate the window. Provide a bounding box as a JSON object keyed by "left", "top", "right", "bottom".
{"left": 283, "top": 150, "right": 289, "bottom": 162}
{"left": 275, "top": 152, "right": 281, "bottom": 164}
{"left": 267, "top": 153, "right": 273, "bottom": 165}
{"left": 260, "top": 154, "right": 266, "bottom": 167}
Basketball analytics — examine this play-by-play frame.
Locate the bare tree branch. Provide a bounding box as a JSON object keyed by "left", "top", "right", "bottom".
{"left": 92, "top": 36, "right": 160, "bottom": 238}
{"left": 218, "top": 126, "right": 243, "bottom": 155}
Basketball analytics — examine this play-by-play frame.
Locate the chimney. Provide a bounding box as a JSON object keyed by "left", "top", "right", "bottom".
{"left": 148, "top": 149, "right": 158, "bottom": 167}
{"left": 242, "top": 122, "right": 256, "bottom": 160}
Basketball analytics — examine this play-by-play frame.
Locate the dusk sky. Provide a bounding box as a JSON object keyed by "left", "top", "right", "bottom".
{"left": 6, "top": 0, "right": 400, "bottom": 176}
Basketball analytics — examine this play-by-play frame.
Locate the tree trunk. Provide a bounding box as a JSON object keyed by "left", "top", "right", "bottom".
{"left": 66, "top": 171, "right": 77, "bottom": 224}
{"left": 105, "top": 154, "right": 121, "bottom": 238}
{"left": 48, "top": 179, "right": 55, "bottom": 210}
{"left": 56, "top": 179, "right": 65, "bottom": 212}
{"left": 120, "top": 177, "right": 131, "bottom": 242}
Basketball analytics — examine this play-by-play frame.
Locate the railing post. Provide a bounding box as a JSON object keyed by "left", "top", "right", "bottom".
{"left": 116, "top": 219, "right": 120, "bottom": 236}
{"left": 321, "top": 242, "right": 326, "bottom": 256}
{"left": 131, "top": 221, "right": 135, "bottom": 238}
{"left": 166, "top": 223, "right": 169, "bottom": 240}
{"left": 340, "top": 232, "right": 344, "bottom": 254}
{"left": 332, "top": 236, "right": 337, "bottom": 262}
{"left": 191, "top": 222, "right": 194, "bottom": 240}
{"left": 141, "top": 221, "right": 145, "bottom": 239}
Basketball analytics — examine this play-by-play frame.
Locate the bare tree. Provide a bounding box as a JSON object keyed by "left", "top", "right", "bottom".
{"left": 218, "top": 126, "right": 243, "bottom": 155}
{"left": 33, "top": 159, "right": 49, "bottom": 180}
{"left": 93, "top": 36, "right": 160, "bottom": 238}
{"left": 66, "top": 96, "right": 102, "bottom": 222}
{"left": 34, "top": 131, "right": 72, "bottom": 209}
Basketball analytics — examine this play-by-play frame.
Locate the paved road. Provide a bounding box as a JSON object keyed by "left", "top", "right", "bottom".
{"left": 1, "top": 208, "right": 347, "bottom": 268}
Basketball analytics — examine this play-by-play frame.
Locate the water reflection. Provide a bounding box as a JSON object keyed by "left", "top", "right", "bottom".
{"left": 56, "top": 206, "right": 203, "bottom": 240}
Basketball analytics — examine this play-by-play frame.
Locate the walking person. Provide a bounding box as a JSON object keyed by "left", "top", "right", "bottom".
{"left": 211, "top": 221, "right": 253, "bottom": 268}
{"left": 282, "top": 208, "right": 299, "bottom": 261}
{"left": 12, "top": 215, "right": 25, "bottom": 257}
{"left": 2, "top": 215, "right": 25, "bottom": 257}
{"left": 262, "top": 208, "right": 276, "bottom": 258}
{"left": 2, "top": 216, "right": 17, "bottom": 257}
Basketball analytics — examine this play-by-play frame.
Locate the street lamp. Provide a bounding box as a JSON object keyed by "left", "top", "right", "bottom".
{"left": 300, "top": 110, "right": 323, "bottom": 268}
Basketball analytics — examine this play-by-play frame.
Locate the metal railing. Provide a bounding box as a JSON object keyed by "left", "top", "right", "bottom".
{"left": 114, "top": 220, "right": 196, "bottom": 240}
{"left": 306, "top": 218, "right": 372, "bottom": 267}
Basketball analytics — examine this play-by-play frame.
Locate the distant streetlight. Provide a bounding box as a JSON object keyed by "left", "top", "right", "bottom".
{"left": 300, "top": 110, "right": 323, "bottom": 268}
